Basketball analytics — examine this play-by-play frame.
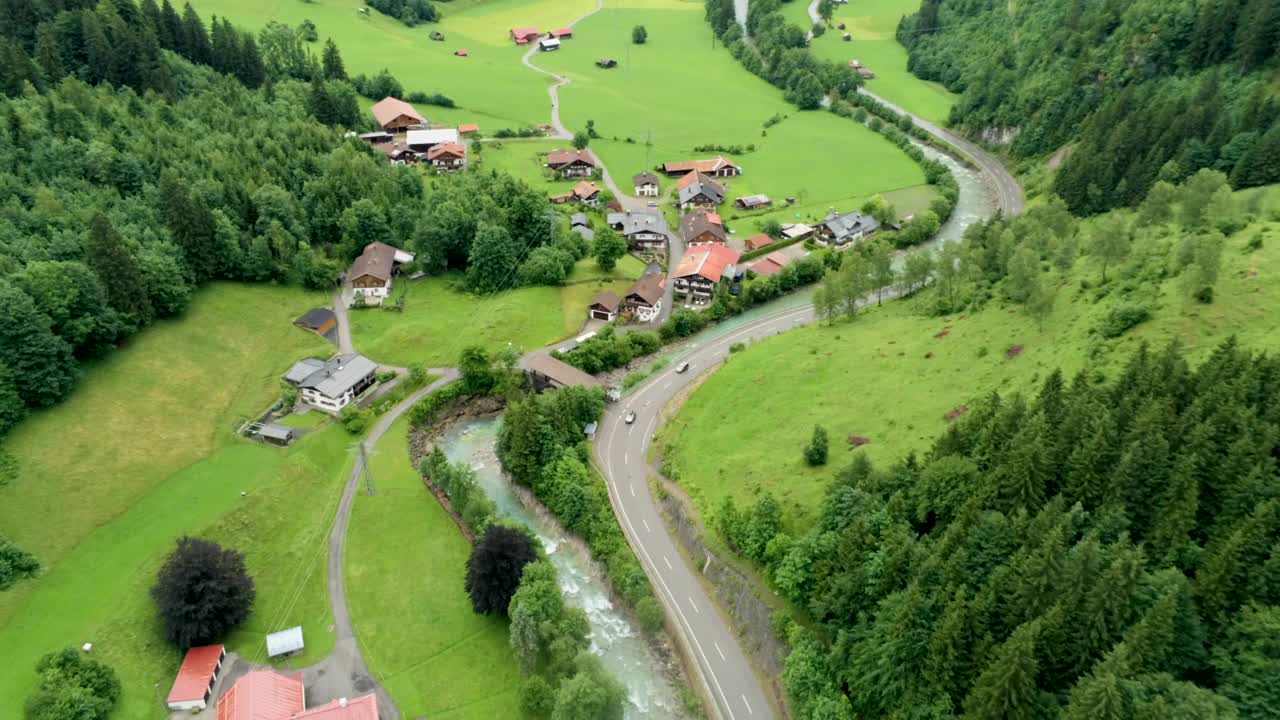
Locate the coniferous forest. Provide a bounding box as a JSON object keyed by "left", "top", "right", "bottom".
{"left": 899, "top": 0, "right": 1280, "bottom": 215}
{"left": 775, "top": 340, "right": 1280, "bottom": 719}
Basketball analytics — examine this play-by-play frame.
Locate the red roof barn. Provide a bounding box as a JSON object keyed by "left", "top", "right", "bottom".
{"left": 510, "top": 27, "right": 540, "bottom": 44}
{"left": 166, "top": 645, "right": 226, "bottom": 711}
{"left": 216, "top": 671, "right": 304, "bottom": 720}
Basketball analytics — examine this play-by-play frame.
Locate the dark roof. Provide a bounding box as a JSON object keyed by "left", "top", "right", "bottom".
{"left": 625, "top": 272, "right": 664, "bottom": 305}
{"left": 294, "top": 308, "right": 336, "bottom": 331}
{"left": 633, "top": 172, "right": 659, "bottom": 186}
{"left": 348, "top": 242, "right": 398, "bottom": 282}
{"left": 546, "top": 148, "right": 596, "bottom": 168}
{"left": 570, "top": 212, "right": 589, "bottom": 227}
{"left": 607, "top": 208, "right": 669, "bottom": 237}
{"left": 590, "top": 291, "right": 620, "bottom": 312}
{"left": 681, "top": 211, "right": 727, "bottom": 244}
{"left": 677, "top": 171, "right": 725, "bottom": 206}
{"left": 258, "top": 424, "right": 294, "bottom": 442}
{"left": 820, "top": 211, "right": 880, "bottom": 242}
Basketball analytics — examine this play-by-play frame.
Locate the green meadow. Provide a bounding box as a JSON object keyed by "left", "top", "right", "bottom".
{"left": 807, "top": 0, "right": 957, "bottom": 123}
{"left": 345, "top": 416, "right": 522, "bottom": 719}
{"left": 0, "top": 284, "right": 352, "bottom": 718}
{"left": 660, "top": 195, "right": 1280, "bottom": 532}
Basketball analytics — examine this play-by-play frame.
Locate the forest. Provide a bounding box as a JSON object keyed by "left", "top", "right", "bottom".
{"left": 898, "top": 0, "right": 1280, "bottom": 214}
{"left": 765, "top": 338, "right": 1280, "bottom": 719}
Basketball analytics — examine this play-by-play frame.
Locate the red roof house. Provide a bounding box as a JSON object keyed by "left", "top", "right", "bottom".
{"left": 745, "top": 234, "right": 773, "bottom": 251}
{"left": 548, "top": 28, "right": 573, "bottom": 38}
{"left": 674, "top": 243, "right": 741, "bottom": 299}
{"left": 294, "top": 695, "right": 379, "bottom": 720}
{"left": 661, "top": 156, "right": 741, "bottom": 177}
{"left": 216, "top": 671, "right": 304, "bottom": 720}
{"left": 749, "top": 251, "right": 794, "bottom": 277}
{"left": 510, "top": 27, "right": 540, "bottom": 44}
{"left": 705, "top": 211, "right": 722, "bottom": 226}
{"left": 166, "top": 645, "right": 226, "bottom": 711}
{"left": 458, "top": 123, "right": 479, "bottom": 134}
{"left": 370, "top": 97, "right": 425, "bottom": 132}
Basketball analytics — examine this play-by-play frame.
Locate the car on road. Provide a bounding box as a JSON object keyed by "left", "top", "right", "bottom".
{"left": 625, "top": 410, "right": 636, "bottom": 424}
{"left": 647, "top": 201, "right": 658, "bottom": 207}
{"left": 676, "top": 361, "right": 690, "bottom": 373}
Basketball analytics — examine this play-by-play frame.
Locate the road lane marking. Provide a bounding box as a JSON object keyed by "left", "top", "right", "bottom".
{"left": 689, "top": 597, "right": 700, "bottom": 614}
{"left": 742, "top": 695, "right": 753, "bottom": 715}
{"left": 624, "top": 451, "right": 629, "bottom": 464}
{"left": 629, "top": 483, "right": 636, "bottom": 497}
{"left": 642, "top": 517, "right": 651, "bottom": 532}
{"left": 714, "top": 642, "right": 726, "bottom": 661}
{"left": 663, "top": 555, "right": 673, "bottom": 570}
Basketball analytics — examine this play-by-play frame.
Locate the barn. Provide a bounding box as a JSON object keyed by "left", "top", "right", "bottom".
{"left": 165, "top": 645, "right": 226, "bottom": 711}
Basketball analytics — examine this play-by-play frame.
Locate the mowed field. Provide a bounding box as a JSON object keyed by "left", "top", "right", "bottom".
{"left": 187, "top": 0, "right": 596, "bottom": 128}
{"left": 533, "top": 0, "right": 928, "bottom": 219}
{"left": 807, "top": 0, "right": 957, "bottom": 123}
{"left": 0, "top": 284, "right": 353, "bottom": 718}
{"left": 345, "top": 416, "right": 522, "bottom": 719}
{"left": 660, "top": 201, "right": 1280, "bottom": 532}
{"left": 349, "top": 257, "right": 645, "bottom": 367}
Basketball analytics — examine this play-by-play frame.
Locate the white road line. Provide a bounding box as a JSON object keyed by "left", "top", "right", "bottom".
{"left": 714, "top": 642, "right": 726, "bottom": 661}
{"left": 742, "top": 695, "right": 754, "bottom": 715}
{"left": 629, "top": 483, "right": 636, "bottom": 497}
{"left": 624, "top": 451, "right": 629, "bottom": 464}
{"left": 642, "top": 517, "right": 651, "bottom": 532}
{"left": 663, "top": 382, "right": 671, "bottom": 390}
{"left": 689, "top": 597, "right": 700, "bottom": 614}
{"left": 663, "top": 555, "right": 673, "bottom": 570}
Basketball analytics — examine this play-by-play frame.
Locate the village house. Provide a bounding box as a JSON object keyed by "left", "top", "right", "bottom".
{"left": 674, "top": 243, "right": 741, "bottom": 302}
{"left": 548, "top": 27, "right": 573, "bottom": 38}
{"left": 677, "top": 170, "right": 725, "bottom": 209}
{"left": 633, "top": 172, "right": 660, "bottom": 197}
{"left": 283, "top": 354, "right": 378, "bottom": 413}
{"left": 550, "top": 181, "right": 602, "bottom": 205}
{"left": 346, "top": 241, "right": 414, "bottom": 300}
{"left": 370, "top": 96, "right": 425, "bottom": 132}
{"left": 545, "top": 148, "right": 597, "bottom": 178}
{"left": 458, "top": 123, "right": 479, "bottom": 135}
{"left": 454, "top": 48, "right": 469, "bottom": 57}
{"left": 680, "top": 209, "right": 727, "bottom": 246}
{"left": 510, "top": 27, "right": 541, "bottom": 45}
{"left": 735, "top": 194, "right": 772, "bottom": 210}
{"left": 781, "top": 222, "right": 814, "bottom": 241}
{"left": 406, "top": 127, "right": 459, "bottom": 153}
{"left": 816, "top": 211, "right": 881, "bottom": 247}
{"left": 607, "top": 208, "right": 670, "bottom": 254}
{"left": 623, "top": 271, "right": 664, "bottom": 322}
{"left": 357, "top": 131, "right": 392, "bottom": 144}
{"left": 749, "top": 250, "right": 795, "bottom": 277}
{"left": 661, "top": 156, "right": 742, "bottom": 178}
{"left": 858, "top": 67, "right": 876, "bottom": 79}
{"left": 745, "top": 233, "right": 774, "bottom": 252}
{"left": 426, "top": 142, "right": 467, "bottom": 172}
{"left": 588, "top": 291, "right": 620, "bottom": 321}
{"left": 215, "top": 670, "right": 379, "bottom": 720}
{"left": 374, "top": 143, "right": 417, "bottom": 165}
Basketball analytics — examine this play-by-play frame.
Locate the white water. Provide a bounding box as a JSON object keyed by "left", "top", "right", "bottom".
{"left": 440, "top": 417, "right": 681, "bottom": 719}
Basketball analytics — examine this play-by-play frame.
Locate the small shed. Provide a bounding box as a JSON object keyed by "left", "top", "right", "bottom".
{"left": 455, "top": 48, "right": 469, "bottom": 57}
{"left": 458, "top": 123, "right": 480, "bottom": 134}
{"left": 165, "top": 645, "right": 226, "bottom": 711}
{"left": 294, "top": 308, "right": 337, "bottom": 337}
{"left": 538, "top": 37, "right": 561, "bottom": 51}
{"left": 573, "top": 225, "right": 595, "bottom": 242}
{"left": 258, "top": 423, "right": 296, "bottom": 446}
{"left": 266, "top": 626, "right": 305, "bottom": 658}
{"left": 583, "top": 421, "right": 598, "bottom": 438}
{"left": 570, "top": 212, "right": 589, "bottom": 228}
{"left": 430, "top": 30, "right": 444, "bottom": 41}
{"left": 596, "top": 58, "right": 617, "bottom": 68}
{"left": 589, "top": 291, "right": 620, "bottom": 321}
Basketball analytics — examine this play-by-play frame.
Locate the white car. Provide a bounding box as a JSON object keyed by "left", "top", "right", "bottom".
{"left": 625, "top": 411, "right": 637, "bottom": 424}
{"left": 675, "top": 361, "right": 690, "bottom": 373}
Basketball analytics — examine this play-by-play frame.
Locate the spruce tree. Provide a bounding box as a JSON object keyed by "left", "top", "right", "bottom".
{"left": 86, "top": 213, "right": 152, "bottom": 327}
{"left": 963, "top": 620, "right": 1042, "bottom": 720}
{"left": 322, "top": 38, "right": 346, "bottom": 80}
{"left": 180, "top": 2, "right": 210, "bottom": 64}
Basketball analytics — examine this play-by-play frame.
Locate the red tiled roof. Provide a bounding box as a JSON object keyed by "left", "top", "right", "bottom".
{"left": 427, "top": 142, "right": 466, "bottom": 160}
{"left": 663, "top": 156, "right": 739, "bottom": 174}
{"left": 511, "top": 27, "right": 539, "bottom": 40}
{"left": 706, "top": 212, "right": 722, "bottom": 226}
{"left": 216, "top": 671, "right": 304, "bottom": 720}
{"left": 745, "top": 234, "right": 773, "bottom": 250}
{"left": 675, "top": 243, "right": 740, "bottom": 283}
{"left": 455, "top": 49, "right": 469, "bottom": 56}
{"left": 293, "top": 695, "right": 379, "bottom": 720}
{"left": 167, "top": 645, "right": 224, "bottom": 704}
{"left": 549, "top": 28, "right": 573, "bottom": 37}
{"left": 572, "top": 181, "right": 601, "bottom": 199}
{"left": 750, "top": 251, "right": 793, "bottom": 276}
{"left": 458, "top": 124, "right": 479, "bottom": 133}
{"left": 677, "top": 171, "right": 700, "bottom": 190}
{"left": 370, "top": 97, "right": 424, "bottom": 128}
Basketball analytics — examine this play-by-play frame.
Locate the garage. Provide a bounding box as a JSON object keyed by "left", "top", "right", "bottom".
{"left": 588, "top": 291, "right": 620, "bottom": 321}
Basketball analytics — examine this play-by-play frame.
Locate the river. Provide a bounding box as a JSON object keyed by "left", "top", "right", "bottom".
{"left": 438, "top": 416, "right": 683, "bottom": 719}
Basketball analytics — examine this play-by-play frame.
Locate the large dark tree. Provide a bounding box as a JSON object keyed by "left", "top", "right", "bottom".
{"left": 86, "top": 213, "right": 152, "bottom": 328}
{"left": 151, "top": 537, "right": 255, "bottom": 649}
{"left": 465, "top": 525, "right": 538, "bottom": 615}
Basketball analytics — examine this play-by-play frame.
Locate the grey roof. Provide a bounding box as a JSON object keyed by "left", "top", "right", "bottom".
{"left": 522, "top": 353, "right": 602, "bottom": 388}
{"left": 606, "top": 208, "right": 669, "bottom": 238}
{"left": 258, "top": 423, "right": 294, "bottom": 442}
{"left": 292, "top": 354, "right": 378, "bottom": 399}
{"left": 266, "top": 626, "right": 304, "bottom": 657}
{"left": 573, "top": 225, "right": 595, "bottom": 242}
{"left": 821, "top": 211, "right": 880, "bottom": 243}
{"left": 583, "top": 421, "right": 598, "bottom": 436}
{"left": 678, "top": 175, "right": 725, "bottom": 206}
{"left": 570, "top": 213, "right": 589, "bottom": 227}
{"left": 284, "top": 358, "right": 325, "bottom": 385}
{"left": 294, "top": 307, "right": 336, "bottom": 330}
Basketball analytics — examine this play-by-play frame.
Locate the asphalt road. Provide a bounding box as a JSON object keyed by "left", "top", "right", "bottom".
{"left": 594, "top": 303, "right": 826, "bottom": 720}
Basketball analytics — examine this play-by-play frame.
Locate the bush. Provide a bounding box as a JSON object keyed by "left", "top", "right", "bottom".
{"left": 422, "top": 447, "right": 495, "bottom": 534}
{"left": 405, "top": 91, "right": 455, "bottom": 107}
{"left": 151, "top": 537, "right": 255, "bottom": 649}
{"left": 338, "top": 405, "right": 372, "bottom": 434}
{"left": 804, "top": 425, "right": 829, "bottom": 466}
{"left": 519, "top": 675, "right": 556, "bottom": 719}
{"left": 0, "top": 537, "right": 40, "bottom": 590}
{"left": 1097, "top": 303, "right": 1152, "bottom": 339}
{"left": 635, "top": 596, "right": 664, "bottom": 634}
{"left": 729, "top": 342, "right": 746, "bottom": 353}
{"left": 375, "top": 369, "right": 396, "bottom": 383}
{"left": 25, "top": 647, "right": 121, "bottom": 720}
{"left": 632, "top": 24, "right": 647, "bottom": 44}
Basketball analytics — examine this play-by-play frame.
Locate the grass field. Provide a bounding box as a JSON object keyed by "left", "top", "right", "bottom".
{"left": 345, "top": 416, "right": 521, "bottom": 719}
{"left": 807, "top": 0, "right": 957, "bottom": 123}
{"left": 661, "top": 203, "right": 1280, "bottom": 532}
{"left": 350, "top": 267, "right": 642, "bottom": 367}
{"left": 278, "top": 409, "right": 332, "bottom": 429}
{"left": 0, "top": 284, "right": 351, "bottom": 718}
{"left": 533, "top": 0, "right": 927, "bottom": 214}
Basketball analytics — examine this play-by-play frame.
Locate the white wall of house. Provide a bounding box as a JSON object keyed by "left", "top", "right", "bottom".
{"left": 354, "top": 280, "right": 391, "bottom": 298}
{"left": 635, "top": 184, "right": 658, "bottom": 197}
{"left": 167, "top": 697, "right": 208, "bottom": 712}
{"left": 631, "top": 299, "right": 661, "bottom": 322}
{"left": 301, "top": 387, "right": 357, "bottom": 413}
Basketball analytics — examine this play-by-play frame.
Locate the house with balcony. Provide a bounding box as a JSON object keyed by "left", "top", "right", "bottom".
{"left": 607, "top": 208, "right": 670, "bottom": 254}
{"left": 673, "top": 243, "right": 740, "bottom": 302}
{"left": 283, "top": 354, "right": 378, "bottom": 413}
{"left": 676, "top": 170, "right": 725, "bottom": 210}
{"left": 815, "top": 211, "right": 880, "bottom": 248}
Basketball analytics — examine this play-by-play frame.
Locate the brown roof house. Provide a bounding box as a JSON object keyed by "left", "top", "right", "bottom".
{"left": 677, "top": 171, "right": 725, "bottom": 210}
{"left": 588, "top": 291, "right": 620, "bottom": 321}
{"left": 661, "top": 156, "right": 741, "bottom": 178}
{"left": 546, "top": 148, "right": 597, "bottom": 178}
{"left": 681, "top": 209, "right": 728, "bottom": 246}
{"left": 744, "top": 234, "right": 774, "bottom": 251}
{"left": 607, "top": 208, "right": 670, "bottom": 254}
{"left": 633, "top": 172, "right": 660, "bottom": 197}
{"left": 347, "top": 241, "right": 415, "bottom": 303}
{"left": 735, "top": 194, "right": 772, "bottom": 210}
{"left": 623, "top": 272, "right": 664, "bottom": 322}
{"left": 370, "top": 97, "right": 425, "bottom": 132}
{"left": 426, "top": 142, "right": 467, "bottom": 173}
{"left": 549, "top": 181, "right": 603, "bottom": 206}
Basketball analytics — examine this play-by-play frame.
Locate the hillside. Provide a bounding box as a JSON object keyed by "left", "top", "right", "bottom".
{"left": 661, "top": 183, "right": 1280, "bottom": 530}
{"left": 898, "top": 0, "right": 1280, "bottom": 214}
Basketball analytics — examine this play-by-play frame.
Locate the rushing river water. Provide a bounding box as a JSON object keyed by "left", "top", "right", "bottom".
{"left": 438, "top": 416, "right": 682, "bottom": 719}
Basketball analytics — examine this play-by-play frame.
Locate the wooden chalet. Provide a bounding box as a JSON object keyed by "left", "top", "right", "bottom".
{"left": 545, "top": 148, "right": 597, "bottom": 178}
{"left": 370, "top": 97, "right": 425, "bottom": 132}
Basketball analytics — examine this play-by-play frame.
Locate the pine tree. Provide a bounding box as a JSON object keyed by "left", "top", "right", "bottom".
{"left": 1062, "top": 672, "right": 1128, "bottom": 720}
{"left": 180, "top": 2, "right": 210, "bottom": 64}
{"left": 322, "top": 38, "right": 346, "bottom": 80}
{"left": 963, "top": 620, "right": 1042, "bottom": 720}
{"left": 33, "top": 25, "right": 62, "bottom": 82}
{"left": 86, "top": 213, "right": 152, "bottom": 327}
{"left": 159, "top": 0, "right": 183, "bottom": 51}
{"left": 237, "top": 33, "right": 265, "bottom": 88}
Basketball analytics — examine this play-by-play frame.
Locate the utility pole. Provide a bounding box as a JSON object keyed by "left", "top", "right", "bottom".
{"left": 359, "top": 441, "right": 375, "bottom": 495}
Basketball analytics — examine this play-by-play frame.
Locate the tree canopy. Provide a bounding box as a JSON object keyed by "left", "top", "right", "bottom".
{"left": 465, "top": 524, "right": 539, "bottom": 615}
{"left": 151, "top": 537, "right": 255, "bottom": 649}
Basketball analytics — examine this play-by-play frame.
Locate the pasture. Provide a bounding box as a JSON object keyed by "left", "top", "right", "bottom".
{"left": 344, "top": 416, "right": 522, "bottom": 719}
{"left": 660, "top": 203, "right": 1280, "bottom": 532}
